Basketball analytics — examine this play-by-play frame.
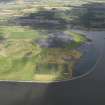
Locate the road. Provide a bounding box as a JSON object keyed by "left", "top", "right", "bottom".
{"left": 0, "top": 30, "right": 105, "bottom": 105}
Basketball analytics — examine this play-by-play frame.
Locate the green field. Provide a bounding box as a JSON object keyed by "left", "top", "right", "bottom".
{"left": 0, "top": 25, "right": 88, "bottom": 82}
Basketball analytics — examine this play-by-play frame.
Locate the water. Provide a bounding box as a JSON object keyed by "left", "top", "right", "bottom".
{"left": 71, "top": 30, "right": 105, "bottom": 79}
{"left": 74, "top": 43, "right": 98, "bottom": 77}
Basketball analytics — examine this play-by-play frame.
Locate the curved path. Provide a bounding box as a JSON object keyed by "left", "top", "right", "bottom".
{"left": 0, "top": 30, "right": 105, "bottom": 105}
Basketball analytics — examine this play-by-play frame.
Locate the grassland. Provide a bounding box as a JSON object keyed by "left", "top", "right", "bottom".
{"left": 0, "top": 25, "right": 88, "bottom": 82}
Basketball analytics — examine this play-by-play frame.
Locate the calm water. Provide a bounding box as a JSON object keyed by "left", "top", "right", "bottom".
{"left": 72, "top": 30, "right": 105, "bottom": 79}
